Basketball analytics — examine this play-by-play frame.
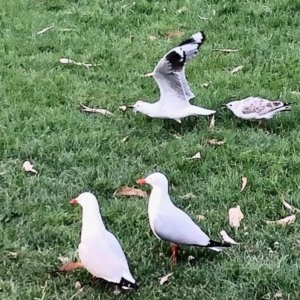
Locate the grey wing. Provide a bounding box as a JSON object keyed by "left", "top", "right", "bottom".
{"left": 152, "top": 206, "right": 210, "bottom": 246}
{"left": 242, "top": 97, "right": 285, "bottom": 115}
{"left": 179, "top": 67, "right": 195, "bottom": 101}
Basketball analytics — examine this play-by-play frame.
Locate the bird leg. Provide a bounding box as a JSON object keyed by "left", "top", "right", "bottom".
{"left": 170, "top": 244, "right": 179, "bottom": 266}
{"left": 58, "top": 261, "right": 84, "bottom": 272}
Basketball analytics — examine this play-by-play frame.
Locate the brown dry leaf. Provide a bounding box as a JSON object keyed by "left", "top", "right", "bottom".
{"left": 7, "top": 252, "right": 18, "bottom": 258}
{"left": 148, "top": 35, "right": 157, "bottom": 41}
{"left": 209, "top": 114, "right": 215, "bottom": 128}
{"left": 282, "top": 200, "right": 300, "bottom": 213}
{"left": 179, "top": 193, "right": 197, "bottom": 200}
{"left": 274, "top": 291, "right": 283, "bottom": 299}
{"left": 159, "top": 273, "right": 173, "bottom": 285}
{"left": 23, "top": 161, "right": 38, "bottom": 174}
{"left": 119, "top": 105, "right": 127, "bottom": 111}
{"left": 228, "top": 205, "right": 244, "bottom": 228}
{"left": 230, "top": 65, "right": 244, "bottom": 74}
{"left": 37, "top": 25, "right": 54, "bottom": 35}
{"left": 114, "top": 186, "right": 147, "bottom": 198}
{"left": 220, "top": 230, "right": 239, "bottom": 245}
{"left": 212, "top": 48, "right": 238, "bottom": 53}
{"left": 240, "top": 176, "right": 248, "bottom": 192}
{"left": 196, "top": 214, "right": 206, "bottom": 221}
{"left": 291, "top": 91, "right": 300, "bottom": 96}
{"left": 80, "top": 104, "right": 113, "bottom": 115}
{"left": 201, "top": 82, "right": 210, "bottom": 88}
{"left": 266, "top": 215, "right": 296, "bottom": 225}
{"left": 165, "top": 30, "right": 185, "bottom": 39}
{"left": 187, "top": 152, "right": 201, "bottom": 160}
{"left": 121, "top": 135, "right": 130, "bottom": 143}
{"left": 206, "top": 139, "right": 225, "bottom": 146}
{"left": 176, "top": 6, "right": 188, "bottom": 14}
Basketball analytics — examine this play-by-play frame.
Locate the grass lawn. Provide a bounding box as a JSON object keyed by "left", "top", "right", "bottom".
{"left": 1, "top": 0, "right": 300, "bottom": 299}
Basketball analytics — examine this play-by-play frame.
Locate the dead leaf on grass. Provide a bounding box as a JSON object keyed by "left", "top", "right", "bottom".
{"left": 165, "top": 30, "right": 185, "bottom": 39}
{"left": 7, "top": 252, "right": 18, "bottom": 258}
{"left": 240, "top": 176, "right": 248, "bottom": 192}
{"left": 266, "top": 215, "right": 296, "bottom": 225}
{"left": 228, "top": 205, "right": 244, "bottom": 228}
{"left": 114, "top": 186, "right": 147, "bottom": 198}
{"left": 159, "top": 273, "right": 173, "bottom": 285}
{"left": 201, "top": 82, "right": 210, "bottom": 88}
{"left": 23, "top": 161, "right": 38, "bottom": 174}
{"left": 220, "top": 230, "right": 239, "bottom": 245}
{"left": 230, "top": 65, "right": 244, "bottom": 74}
{"left": 59, "top": 57, "right": 100, "bottom": 69}
{"left": 274, "top": 291, "right": 283, "bottom": 299}
{"left": 282, "top": 200, "right": 300, "bottom": 213}
{"left": 75, "top": 281, "right": 82, "bottom": 290}
{"left": 205, "top": 139, "right": 225, "bottom": 146}
{"left": 58, "top": 255, "right": 71, "bottom": 264}
{"left": 196, "top": 214, "right": 206, "bottom": 221}
{"left": 187, "top": 152, "right": 201, "bottom": 160}
{"left": 209, "top": 114, "right": 215, "bottom": 128}
{"left": 37, "top": 25, "right": 54, "bottom": 35}
{"left": 119, "top": 105, "right": 127, "bottom": 111}
{"left": 80, "top": 104, "right": 113, "bottom": 115}
{"left": 179, "top": 193, "right": 197, "bottom": 200}
{"left": 212, "top": 48, "right": 238, "bottom": 53}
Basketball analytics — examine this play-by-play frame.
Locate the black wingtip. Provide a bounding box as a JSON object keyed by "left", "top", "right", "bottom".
{"left": 165, "top": 50, "right": 186, "bottom": 71}
{"left": 179, "top": 31, "right": 206, "bottom": 48}
{"left": 119, "top": 277, "right": 139, "bottom": 290}
{"left": 208, "top": 239, "right": 232, "bottom": 248}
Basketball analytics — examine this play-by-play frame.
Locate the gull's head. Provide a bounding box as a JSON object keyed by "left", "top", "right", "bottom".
{"left": 128, "top": 100, "right": 152, "bottom": 115}
{"left": 136, "top": 172, "right": 169, "bottom": 189}
{"left": 224, "top": 101, "right": 239, "bottom": 112}
{"left": 70, "top": 192, "right": 99, "bottom": 211}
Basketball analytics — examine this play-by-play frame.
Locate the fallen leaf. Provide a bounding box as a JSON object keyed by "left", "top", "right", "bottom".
{"left": 37, "top": 25, "right": 54, "bottom": 35}
{"left": 114, "top": 186, "right": 147, "bottom": 198}
{"left": 240, "top": 176, "right": 248, "bottom": 192}
{"left": 187, "top": 152, "right": 201, "bottom": 160}
{"left": 228, "top": 205, "right": 244, "bottom": 228}
{"left": 291, "top": 91, "right": 300, "bottom": 96}
{"left": 121, "top": 135, "right": 130, "bottom": 143}
{"left": 282, "top": 200, "right": 300, "bottom": 213}
{"left": 119, "top": 105, "right": 127, "bottom": 111}
{"left": 165, "top": 30, "right": 185, "bottom": 38}
{"left": 188, "top": 255, "right": 195, "bottom": 262}
{"left": 7, "top": 252, "right": 18, "bottom": 258}
{"left": 23, "top": 161, "right": 38, "bottom": 174}
{"left": 266, "top": 215, "right": 296, "bottom": 225}
{"left": 212, "top": 48, "right": 238, "bottom": 53}
{"left": 230, "top": 65, "right": 244, "bottom": 74}
{"left": 180, "top": 193, "right": 197, "bottom": 200}
{"left": 159, "top": 273, "right": 173, "bottom": 285}
{"left": 201, "top": 82, "right": 210, "bottom": 88}
{"left": 58, "top": 255, "right": 70, "bottom": 264}
{"left": 274, "top": 291, "right": 283, "bottom": 299}
{"left": 75, "top": 281, "right": 81, "bottom": 290}
{"left": 148, "top": 35, "right": 157, "bottom": 41}
{"left": 205, "top": 139, "right": 225, "bottom": 146}
{"left": 209, "top": 114, "right": 215, "bottom": 128}
{"left": 59, "top": 57, "right": 100, "bottom": 69}
{"left": 220, "top": 230, "right": 239, "bottom": 245}
{"left": 80, "top": 104, "right": 113, "bottom": 115}
{"left": 176, "top": 6, "right": 187, "bottom": 13}
{"left": 196, "top": 214, "right": 206, "bottom": 221}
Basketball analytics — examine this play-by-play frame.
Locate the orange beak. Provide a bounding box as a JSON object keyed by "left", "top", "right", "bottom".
{"left": 136, "top": 178, "right": 147, "bottom": 185}
{"left": 70, "top": 198, "right": 78, "bottom": 205}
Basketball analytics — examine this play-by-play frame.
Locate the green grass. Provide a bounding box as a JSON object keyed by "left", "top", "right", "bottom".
{"left": 1, "top": 0, "right": 300, "bottom": 299}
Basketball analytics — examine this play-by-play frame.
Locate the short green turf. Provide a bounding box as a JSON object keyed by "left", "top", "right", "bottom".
{"left": 1, "top": 0, "right": 300, "bottom": 299}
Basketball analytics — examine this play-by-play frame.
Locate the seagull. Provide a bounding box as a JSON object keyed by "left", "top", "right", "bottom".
{"left": 70, "top": 192, "right": 138, "bottom": 289}
{"left": 128, "top": 32, "right": 216, "bottom": 123}
{"left": 136, "top": 172, "right": 231, "bottom": 265}
{"left": 224, "top": 97, "right": 291, "bottom": 120}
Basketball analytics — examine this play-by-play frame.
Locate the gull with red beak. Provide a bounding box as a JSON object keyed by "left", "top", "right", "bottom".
{"left": 69, "top": 192, "right": 138, "bottom": 289}
{"left": 136, "top": 172, "right": 231, "bottom": 265}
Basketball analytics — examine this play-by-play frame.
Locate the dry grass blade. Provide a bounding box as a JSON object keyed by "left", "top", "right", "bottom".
{"left": 198, "top": 16, "right": 212, "bottom": 20}
{"left": 80, "top": 104, "right": 113, "bottom": 115}
{"left": 114, "top": 186, "right": 147, "bottom": 198}
{"left": 187, "top": 152, "right": 201, "bottom": 160}
{"left": 196, "top": 214, "right": 206, "bottom": 221}
{"left": 37, "top": 25, "right": 54, "bottom": 35}
{"left": 266, "top": 215, "right": 296, "bottom": 225}
{"left": 228, "top": 205, "right": 244, "bottom": 228}
{"left": 230, "top": 65, "right": 244, "bottom": 74}
{"left": 205, "top": 139, "right": 225, "bottom": 146}
{"left": 159, "top": 273, "right": 173, "bottom": 285}
{"left": 165, "top": 30, "right": 185, "bottom": 38}
{"left": 220, "top": 230, "right": 239, "bottom": 244}
{"left": 23, "top": 161, "right": 38, "bottom": 174}
{"left": 121, "top": 135, "right": 130, "bottom": 143}
{"left": 7, "top": 252, "right": 18, "bottom": 258}
{"left": 179, "top": 193, "right": 197, "bottom": 200}
{"left": 240, "top": 176, "right": 248, "bottom": 192}
{"left": 209, "top": 114, "right": 215, "bottom": 128}
{"left": 59, "top": 58, "right": 100, "bottom": 69}
{"left": 282, "top": 200, "right": 300, "bottom": 213}
{"left": 212, "top": 48, "right": 238, "bottom": 53}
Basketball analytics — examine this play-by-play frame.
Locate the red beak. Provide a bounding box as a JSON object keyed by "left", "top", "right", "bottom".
{"left": 136, "top": 178, "right": 147, "bottom": 185}
{"left": 70, "top": 198, "right": 78, "bottom": 205}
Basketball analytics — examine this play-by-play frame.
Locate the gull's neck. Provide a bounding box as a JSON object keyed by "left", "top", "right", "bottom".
{"left": 81, "top": 207, "right": 106, "bottom": 242}
{"left": 148, "top": 185, "right": 172, "bottom": 215}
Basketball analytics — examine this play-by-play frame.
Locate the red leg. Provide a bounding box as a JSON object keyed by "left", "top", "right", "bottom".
{"left": 58, "top": 261, "right": 84, "bottom": 272}
{"left": 171, "top": 244, "right": 179, "bottom": 266}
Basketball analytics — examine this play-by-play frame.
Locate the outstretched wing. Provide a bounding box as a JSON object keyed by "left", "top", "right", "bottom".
{"left": 153, "top": 32, "right": 205, "bottom": 106}
{"left": 241, "top": 97, "right": 287, "bottom": 115}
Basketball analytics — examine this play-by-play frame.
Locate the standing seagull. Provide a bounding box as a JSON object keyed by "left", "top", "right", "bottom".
{"left": 136, "top": 172, "right": 231, "bottom": 265}
{"left": 128, "top": 32, "right": 216, "bottom": 123}
{"left": 70, "top": 192, "right": 138, "bottom": 289}
{"left": 224, "top": 97, "right": 291, "bottom": 120}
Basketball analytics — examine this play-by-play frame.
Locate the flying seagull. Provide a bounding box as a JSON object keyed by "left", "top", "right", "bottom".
{"left": 128, "top": 32, "right": 216, "bottom": 123}
{"left": 224, "top": 97, "right": 291, "bottom": 120}
{"left": 136, "top": 172, "right": 231, "bottom": 265}
{"left": 69, "top": 192, "right": 138, "bottom": 289}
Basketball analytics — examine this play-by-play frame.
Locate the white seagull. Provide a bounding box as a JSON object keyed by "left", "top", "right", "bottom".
{"left": 128, "top": 32, "right": 216, "bottom": 123}
{"left": 224, "top": 96, "right": 291, "bottom": 120}
{"left": 70, "top": 192, "right": 138, "bottom": 289}
{"left": 136, "top": 172, "right": 231, "bottom": 265}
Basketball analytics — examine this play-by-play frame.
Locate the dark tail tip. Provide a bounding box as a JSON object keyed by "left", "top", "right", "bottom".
{"left": 208, "top": 239, "right": 232, "bottom": 248}
{"left": 119, "top": 277, "right": 139, "bottom": 290}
